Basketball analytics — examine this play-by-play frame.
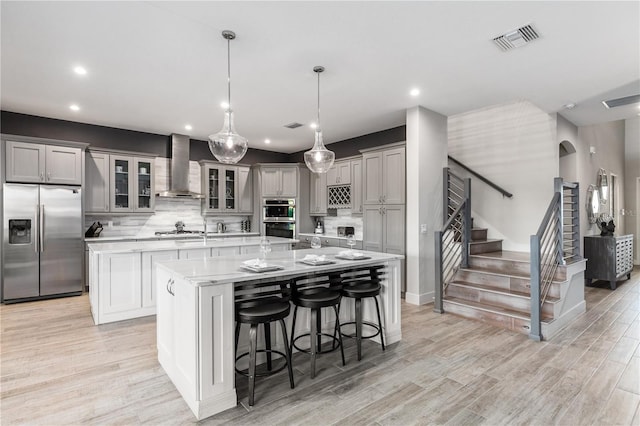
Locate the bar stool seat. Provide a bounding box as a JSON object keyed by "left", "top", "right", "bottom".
{"left": 235, "top": 280, "right": 295, "bottom": 407}
{"left": 290, "top": 273, "right": 345, "bottom": 379}
{"left": 338, "top": 266, "right": 386, "bottom": 361}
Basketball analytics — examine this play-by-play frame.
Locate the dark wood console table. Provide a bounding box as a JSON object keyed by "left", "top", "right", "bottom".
{"left": 584, "top": 234, "right": 633, "bottom": 290}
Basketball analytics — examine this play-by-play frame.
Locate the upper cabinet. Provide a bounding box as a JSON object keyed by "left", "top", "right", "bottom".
{"left": 326, "top": 160, "right": 351, "bottom": 186}
{"left": 260, "top": 166, "right": 298, "bottom": 197}
{"left": 200, "top": 162, "right": 252, "bottom": 214}
{"left": 362, "top": 145, "right": 405, "bottom": 205}
{"left": 351, "top": 158, "right": 363, "bottom": 214}
{"left": 86, "top": 150, "right": 156, "bottom": 213}
{"left": 5, "top": 140, "right": 82, "bottom": 185}
{"left": 309, "top": 171, "right": 327, "bottom": 216}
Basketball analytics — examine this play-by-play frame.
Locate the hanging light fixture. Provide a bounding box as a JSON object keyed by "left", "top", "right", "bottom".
{"left": 304, "top": 66, "right": 335, "bottom": 174}
{"left": 208, "top": 30, "right": 248, "bottom": 164}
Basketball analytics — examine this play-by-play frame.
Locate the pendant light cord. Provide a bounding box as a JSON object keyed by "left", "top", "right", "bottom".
{"left": 227, "top": 37, "right": 231, "bottom": 110}
{"left": 316, "top": 70, "right": 321, "bottom": 130}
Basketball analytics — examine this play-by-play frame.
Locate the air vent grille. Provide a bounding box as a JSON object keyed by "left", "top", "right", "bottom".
{"left": 284, "top": 122, "right": 303, "bottom": 129}
{"left": 602, "top": 94, "right": 640, "bottom": 109}
{"left": 493, "top": 24, "right": 539, "bottom": 51}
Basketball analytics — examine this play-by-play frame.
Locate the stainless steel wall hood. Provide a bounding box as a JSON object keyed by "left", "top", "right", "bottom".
{"left": 157, "top": 134, "right": 204, "bottom": 198}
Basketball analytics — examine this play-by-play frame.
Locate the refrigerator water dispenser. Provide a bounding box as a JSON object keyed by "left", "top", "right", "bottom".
{"left": 8, "top": 220, "right": 31, "bottom": 244}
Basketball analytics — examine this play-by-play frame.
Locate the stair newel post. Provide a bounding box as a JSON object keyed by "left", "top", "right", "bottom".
{"left": 554, "top": 177, "right": 565, "bottom": 265}
{"left": 443, "top": 167, "right": 450, "bottom": 225}
{"left": 434, "top": 230, "right": 444, "bottom": 313}
{"left": 462, "top": 178, "right": 472, "bottom": 269}
{"left": 529, "top": 235, "right": 543, "bottom": 341}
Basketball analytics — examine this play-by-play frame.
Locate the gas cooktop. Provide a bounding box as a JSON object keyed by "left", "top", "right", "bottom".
{"left": 154, "top": 230, "right": 202, "bottom": 236}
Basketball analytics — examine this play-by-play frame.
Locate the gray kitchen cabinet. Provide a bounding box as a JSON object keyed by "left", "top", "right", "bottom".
{"left": 309, "top": 171, "right": 327, "bottom": 215}
{"left": 260, "top": 166, "right": 297, "bottom": 197}
{"left": 237, "top": 166, "right": 253, "bottom": 214}
{"left": 363, "top": 204, "right": 405, "bottom": 254}
{"left": 201, "top": 162, "right": 252, "bottom": 214}
{"left": 351, "top": 158, "right": 363, "bottom": 215}
{"left": 326, "top": 160, "right": 351, "bottom": 186}
{"left": 6, "top": 140, "right": 82, "bottom": 185}
{"left": 86, "top": 151, "right": 110, "bottom": 212}
{"left": 86, "top": 150, "right": 155, "bottom": 213}
{"left": 584, "top": 234, "right": 633, "bottom": 290}
{"left": 109, "top": 154, "right": 155, "bottom": 213}
{"left": 362, "top": 145, "right": 405, "bottom": 205}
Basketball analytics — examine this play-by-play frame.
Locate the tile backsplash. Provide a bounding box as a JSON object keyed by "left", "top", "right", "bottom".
{"left": 315, "top": 209, "right": 363, "bottom": 240}
{"left": 85, "top": 197, "right": 250, "bottom": 237}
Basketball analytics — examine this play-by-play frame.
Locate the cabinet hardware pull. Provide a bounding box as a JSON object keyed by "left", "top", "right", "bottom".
{"left": 40, "top": 173, "right": 44, "bottom": 181}
{"left": 47, "top": 172, "right": 51, "bottom": 181}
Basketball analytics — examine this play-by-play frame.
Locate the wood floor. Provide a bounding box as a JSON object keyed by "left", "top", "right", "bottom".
{"left": 1, "top": 270, "right": 639, "bottom": 425}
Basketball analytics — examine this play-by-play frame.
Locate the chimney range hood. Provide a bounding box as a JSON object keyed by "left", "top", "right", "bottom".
{"left": 156, "top": 134, "right": 204, "bottom": 199}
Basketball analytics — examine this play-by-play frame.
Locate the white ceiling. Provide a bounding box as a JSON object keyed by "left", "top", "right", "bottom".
{"left": 1, "top": 1, "right": 639, "bottom": 154}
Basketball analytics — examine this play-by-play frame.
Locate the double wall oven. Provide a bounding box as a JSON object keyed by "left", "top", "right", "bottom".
{"left": 263, "top": 198, "right": 296, "bottom": 239}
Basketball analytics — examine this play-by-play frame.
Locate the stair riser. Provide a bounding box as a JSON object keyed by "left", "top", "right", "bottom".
{"left": 443, "top": 300, "right": 531, "bottom": 335}
{"left": 469, "top": 240, "right": 502, "bottom": 254}
{"left": 469, "top": 256, "right": 567, "bottom": 281}
{"left": 446, "top": 284, "right": 555, "bottom": 318}
{"left": 455, "top": 270, "right": 562, "bottom": 298}
{"left": 471, "top": 229, "right": 487, "bottom": 241}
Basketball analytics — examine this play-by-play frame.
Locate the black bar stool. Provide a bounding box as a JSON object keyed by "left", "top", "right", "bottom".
{"left": 290, "top": 273, "right": 345, "bottom": 379}
{"left": 234, "top": 279, "right": 295, "bottom": 406}
{"left": 337, "top": 266, "right": 386, "bottom": 361}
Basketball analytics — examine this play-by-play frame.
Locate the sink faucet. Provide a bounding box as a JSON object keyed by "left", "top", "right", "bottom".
{"left": 202, "top": 218, "right": 208, "bottom": 244}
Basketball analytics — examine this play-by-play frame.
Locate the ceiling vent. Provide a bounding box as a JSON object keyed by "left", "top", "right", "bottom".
{"left": 284, "top": 122, "right": 303, "bottom": 129}
{"left": 602, "top": 94, "right": 640, "bottom": 109}
{"left": 493, "top": 24, "right": 539, "bottom": 51}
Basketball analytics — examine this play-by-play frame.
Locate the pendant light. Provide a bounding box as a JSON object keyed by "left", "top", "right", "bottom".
{"left": 208, "top": 30, "right": 248, "bottom": 164}
{"left": 304, "top": 66, "right": 335, "bottom": 174}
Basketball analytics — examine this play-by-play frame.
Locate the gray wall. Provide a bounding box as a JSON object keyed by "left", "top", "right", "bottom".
{"left": 624, "top": 117, "right": 639, "bottom": 263}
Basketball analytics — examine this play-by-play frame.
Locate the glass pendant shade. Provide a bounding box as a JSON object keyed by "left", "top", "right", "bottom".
{"left": 305, "top": 65, "right": 335, "bottom": 174}
{"left": 208, "top": 109, "right": 248, "bottom": 164}
{"left": 304, "top": 129, "right": 335, "bottom": 173}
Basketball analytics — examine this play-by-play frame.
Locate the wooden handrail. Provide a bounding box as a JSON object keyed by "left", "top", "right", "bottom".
{"left": 448, "top": 156, "right": 513, "bottom": 198}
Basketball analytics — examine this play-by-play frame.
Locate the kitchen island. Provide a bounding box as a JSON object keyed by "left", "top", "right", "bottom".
{"left": 154, "top": 247, "right": 403, "bottom": 420}
{"left": 87, "top": 236, "right": 295, "bottom": 324}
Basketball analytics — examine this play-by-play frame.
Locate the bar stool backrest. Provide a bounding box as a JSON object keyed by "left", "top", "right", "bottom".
{"left": 291, "top": 272, "right": 342, "bottom": 296}
{"left": 340, "top": 265, "right": 387, "bottom": 287}
{"left": 235, "top": 279, "right": 291, "bottom": 311}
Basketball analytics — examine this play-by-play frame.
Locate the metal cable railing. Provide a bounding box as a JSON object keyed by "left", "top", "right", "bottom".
{"left": 529, "top": 178, "right": 580, "bottom": 341}
{"left": 435, "top": 169, "right": 471, "bottom": 313}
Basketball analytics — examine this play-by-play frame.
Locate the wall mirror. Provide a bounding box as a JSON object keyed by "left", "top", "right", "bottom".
{"left": 597, "top": 168, "right": 609, "bottom": 204}
{"left": 586, "top": 184, "right": 600, "bottom": 224}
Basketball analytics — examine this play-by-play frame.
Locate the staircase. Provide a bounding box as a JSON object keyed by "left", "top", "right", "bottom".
{"left": 442, "top": 227, "right": 577, "bottom": 337}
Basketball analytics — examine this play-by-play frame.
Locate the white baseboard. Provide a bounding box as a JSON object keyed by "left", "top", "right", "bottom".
{"left": 404, "top": 291, "right": 434, "bottom": 306}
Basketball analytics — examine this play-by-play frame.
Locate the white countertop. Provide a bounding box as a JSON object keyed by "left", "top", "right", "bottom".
{"left": 156, "top": 247, "right": 403, "bottom": 286}
{"left": 85, "top": 232, "right": 259, "bottom": 243}
{"left": 298, "top": 232, "right": 361, "bottom": 241}
{"left": 87, "top": 236, "right": 295, "bottom": 254}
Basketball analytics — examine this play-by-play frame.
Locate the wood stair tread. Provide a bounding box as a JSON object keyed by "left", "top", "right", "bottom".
{"left": 469, "top": 239, "right": 502, "bottom": 245}
{"left": 444, "top": 296, "right": 553, "bottom": 322}
{"left": 471, "top": 250, "right": 531, "bottom": 262}
{"left": 449, "top": 280, "right": 560, "bottom": 303}
{"left": 460, "top": 266, "right": 565, "bottom": 284}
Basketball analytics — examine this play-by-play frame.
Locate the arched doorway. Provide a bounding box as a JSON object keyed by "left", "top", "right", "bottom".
{"left": 559, "top": 140, "right": 577, "bottom": 182}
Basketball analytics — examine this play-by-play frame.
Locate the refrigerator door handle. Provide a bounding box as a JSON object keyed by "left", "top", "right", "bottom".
{"left": 35, "top": 204, "right": 40, "bottom": 253}
{"left": 40, "top": 204, "right": 45, "bottom": 252}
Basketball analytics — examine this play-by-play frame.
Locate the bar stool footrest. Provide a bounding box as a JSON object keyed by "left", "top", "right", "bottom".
{"left": 339, "top": 320, "right": 382, "bottom": 340}
{"left": 235, "top": 349, "right": 289, "bottom": 377}
{"left": 292, "top": 332, "right": 343, "bottom": 355}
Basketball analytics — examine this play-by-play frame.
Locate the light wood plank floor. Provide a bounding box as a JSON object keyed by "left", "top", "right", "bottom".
{"left": 1, "top": 270, "right": 639, "bottom": 425}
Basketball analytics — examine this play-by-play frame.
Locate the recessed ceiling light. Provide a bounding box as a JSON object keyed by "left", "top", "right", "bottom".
{"left": 264, "top": 139, "right": 271, "bottom": 144}
{"left": 184, "top": 124, "right": 192, "bottom": 131}
{"left": 69, "top": 104, "right": 80, "bottom": 111}
{"left": 220, "top": 101, "right": 229, "bottom": 109}
{"left": 73, "top": 65, "right": 87, "bottom": 76}
{"left": 310, "top": 123, "right": 318, "bottom": 129}
{"left": 410, "top": 88, "right": 420, "bottom": 97}
{"left": 564, "top": 103, "right": 576, "bottom": 110}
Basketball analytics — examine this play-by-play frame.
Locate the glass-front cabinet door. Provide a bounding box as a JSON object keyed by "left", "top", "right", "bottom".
{"left": 110, "top": 155, "right": 134, "bottom": 212}
{"left": 134, "top": 157, "right": 154, "bottom": 212}
{"left": 207, "top": 166, "right": 220, "bottom": 210}
{"left": 224, "top": 168, "right": 236, "bottom": 211}
{"left": 201, "top": 163, "right": 238, "bottom": 213}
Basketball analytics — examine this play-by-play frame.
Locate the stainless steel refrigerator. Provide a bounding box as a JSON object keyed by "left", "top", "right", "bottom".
{"left": 2, "top": 184, "right": 83, "bottom": 301}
